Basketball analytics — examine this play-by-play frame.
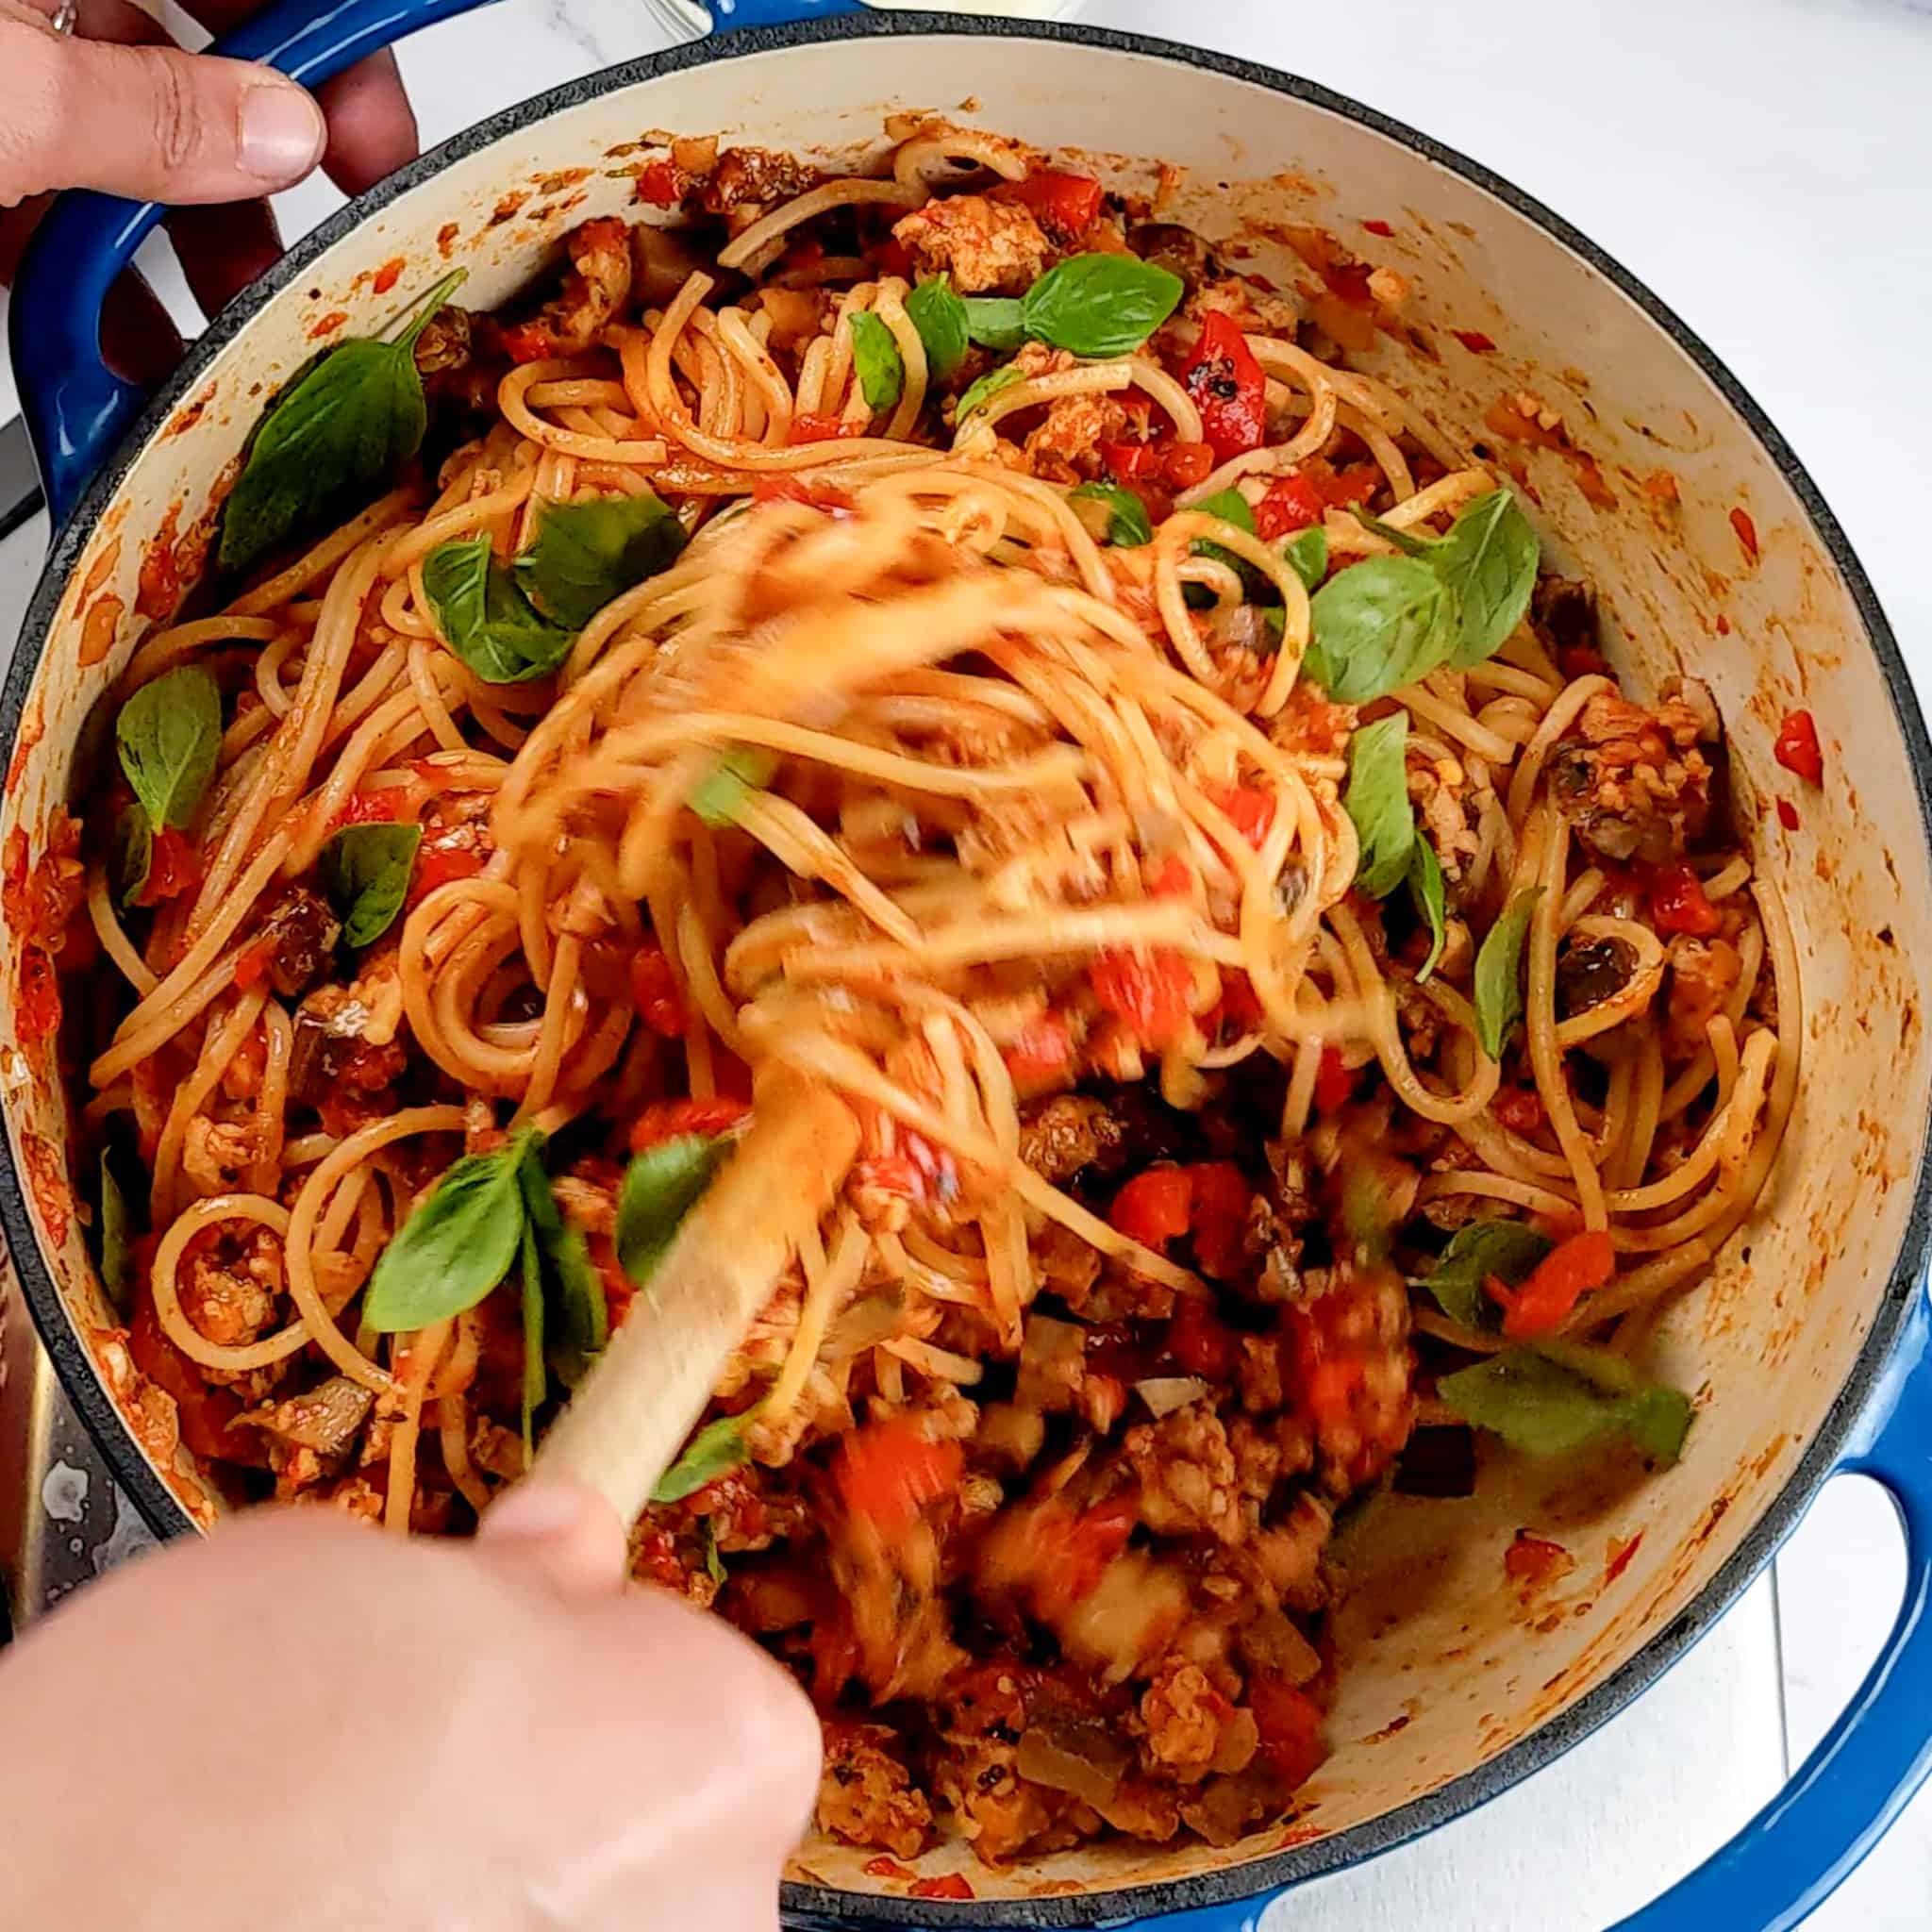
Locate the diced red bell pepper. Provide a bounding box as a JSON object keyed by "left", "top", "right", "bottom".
{"left": 1109, "top": 1166, "right": 1194, "bottom": 1249}
{"left": 408, "top": 844, "right": 482, "bottom": 907}
{"left": 1452, "top": 328, "right": 1498, "bottom": 354}
{"left": 132, "top": 826, "right": 203, "bottom": 908}
{"left": 628, "top": 1094, "right": 750, "bottom": 1154}
{"left": 1485, "top": 1227, "right": 1615, "bottom": 1339}
{"left": 1313, "top": 462, "right": 1382, "bottom": 508}
{"left": 1774, "top": 708, "right": 1823, "bottom": 786}
{"left": 1102, "top": 439, "right": 1159, "bottom": 481}
{"left": 1168, "top": 1291, "right": 1239, "bottom": 1381}
{"left": 1313, "top": 1046, "right": 1355, "bottom": 1115}
{"left": 1776, "top": 798, "right": 1800, "bottom": 832}
{"left": 1146, "top": 855, "right": 1192, "bottom": 898}
{"left": 1210, "top": 783, "right": 1275, "bottom": 850}
{"left": 1249, "top": 1675, "right": 1326, "bottom": 1789}
{"left": 1254, "top": 473, "right": 1325, "bottom": 540}
{"left": 909, "top": 1877, "right": 976, "bottom": 1902}
{"left": 1648, "top": 862, "right": 1722, "bottom": 938}
{"left": 637, "top": 158, "right": 685, "bottom": 207}
{"left": 334, "top": 786, "right": 412, "bottom": 826}
{"left": 1039, "top": 1492, "right": 1139, "bottom": 1617}
{"left": 1181, "top": 311, "right": 1268, "bottom": 462}
{"left": 1003, "top": 1011, "right": 1075, "bottom": 1091}
{"left": 1089, "top": 946, "right": 1193, "bottom": 1050}
{"left": 232, "top": 935, "right": 278, "bottom": 991}
{"left": 629, "top": 943, "right": 687, "bottom": 1038}
{"left": 991, "top": 168, "right": 1104, "bottom": 242}
{"left": 1163, "top": 441, "right": 1216, "bottom": 489}
{"left": 835, "top": 1415, "right": 964, "bottom": 1534}
{"left": 1187, "top": 1160, "right": 1250, "bottom": 1282}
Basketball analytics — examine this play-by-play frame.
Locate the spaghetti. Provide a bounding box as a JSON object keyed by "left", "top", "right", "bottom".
{"left": 39, "top": 117, "right": 1791, "bottom": 1869}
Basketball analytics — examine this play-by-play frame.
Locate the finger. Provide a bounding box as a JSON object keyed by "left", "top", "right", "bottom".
{"left": 165, "top": 197, "right": 281, "bottom": 320}
{"left": 313, "top": 52, "right": 418, "bottom": 197}
{"left": 100, "top": 264, "right": 187, "bottom": 386}
{"left": 0, "top": 28, "right": 325, "bottom": 205}
{"left": 475, "top": 1480, "right": 629, "bottom": 1595}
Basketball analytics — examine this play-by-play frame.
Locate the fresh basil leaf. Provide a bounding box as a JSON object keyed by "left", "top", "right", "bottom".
{"left": 1306, "top": 554, "right": 1455, "bottom": 703}
{"left": 363, "top": 1132, "right": 531, "bottom": 1331}
{"left": 1344, "top": 712, "right": 1413, "bottom": 899}
{"left": 961, "top": 295, "right": 1026, "bottom": 352}
{"left": 1418, "top": 1220, "right": 1552, "bottom": 1328}
{"left": 1433, "top": 490, "right": 1540, "bottom": 666}
{"left": 513, "top": 492, "right": 687, "bottom": 631}
{"left": 98, "top": 1151, "right": 133, "bottom": 1315}
{"left": 653, "top": 1410, "right": 753, "bottom": 1503}
{"left": 1474, "top": 887, "right": 1542, "bottom": 1060}
{"left": 1191, "top": 488, "right": 1257, "bottom": 536}
{"left": 1189, "top": 488, "right": 1269, "bottom": 602}
{"left": 690, "top": 746, "right": 777, "bottom": 829}
{"left": 1437, "top": 1346, "right": 1692, "bottom": 1467}
{"left": 116, "top": 666, "right": 220, "bottom": 834}
{"left": 618, "top": 1133, "right": 732, "bottom": 1286}
{"left": 517, "top": 1141, "right": 607, "bottom": 1388}
{"left": 957, "top": 362, "right": 1025, "bottom": 422}
{"left": 424, "top": 533, "right": 575, "bottom": 684}
{"left": 220, "top": 270, "right": 465, "bottom": 573}
{"left": 1410, "top": 838, "right": 1446, "bottom": 982}
{"left": 1020, "top": 253, "right": 1184, "bottom": 358}
{"left": 1351, "top": 507, "right": 1432, "bottom": 558}
{"left": 111, "top": 806, "right": 152, "bottom": 909}
{"left": 1284, "top": 525, "right": 1328, "bottom": 592}
{"left": 848, "top": 310, "right": 905, "bottom": 414}
{"left": 1069, "top": 481, "right": 1153, "bottom": 548}
{"left": 904, "top": 275, "right": 969, "bottom": 382}
{"left": 320, "top": 823, "right": 421, "bottom": 949}
{"left": 703, "top": 1520, "right": 727, "bottom": 1587}
{"left": 519, "top": 1223, "right": 544, "bottom": 1463}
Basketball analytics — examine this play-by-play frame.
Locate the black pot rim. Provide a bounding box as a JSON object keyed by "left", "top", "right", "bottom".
{"left": 6, "top": 12, "right": 1928, "bottom": 1927}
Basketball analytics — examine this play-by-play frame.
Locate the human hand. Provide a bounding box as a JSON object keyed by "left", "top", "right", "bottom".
{"left": 0, "top": 0, "right": 420, "bottom": 383}
{"left": 0, "top": 1483, "right": 824, "bottom": 1931}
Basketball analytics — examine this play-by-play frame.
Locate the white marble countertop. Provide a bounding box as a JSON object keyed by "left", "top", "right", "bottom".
{"left": 4, "top": 0, "right": 1931, "bottom": 1924}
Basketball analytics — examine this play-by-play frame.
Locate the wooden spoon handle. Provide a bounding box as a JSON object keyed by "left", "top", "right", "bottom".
{"left": 532, "top": 1076, "right": 859, "bottom": 1525}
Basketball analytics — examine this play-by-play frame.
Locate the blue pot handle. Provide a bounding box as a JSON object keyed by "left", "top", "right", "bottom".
{"left": 710, "top": 0, "right": 863, "bottom": 24}
{"left": 9, "top": 0, "right": 504, "bottom": 529}
{"left": 1608, "top": 1278, "right": 1932, "bottom": 1931}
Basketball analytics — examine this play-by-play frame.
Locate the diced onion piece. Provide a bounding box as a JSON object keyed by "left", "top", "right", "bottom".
{"left": 1016, "top": 1719, "right": 1133, "bottom": 1807}
{"left": 1135, "top": 1374, "right": 1210, "bottom": 1419}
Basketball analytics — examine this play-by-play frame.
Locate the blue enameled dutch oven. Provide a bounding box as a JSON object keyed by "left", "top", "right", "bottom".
{"left": 5, "top": 4, "right": 1932, "bottom": 1926}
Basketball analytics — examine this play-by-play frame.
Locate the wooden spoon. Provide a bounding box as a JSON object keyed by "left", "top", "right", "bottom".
{"left": 531, "top": 1074, "right": 858, "bottom": 1525}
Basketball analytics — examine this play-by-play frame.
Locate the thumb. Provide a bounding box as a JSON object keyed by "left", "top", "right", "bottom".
{"left": 475, "top": 1480, "right": 632, "bottom": 1596}
{"left": 3, "top": 27, "right": 325, "bottom": 205}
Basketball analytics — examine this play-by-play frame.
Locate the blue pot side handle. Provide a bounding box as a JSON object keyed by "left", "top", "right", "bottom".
{"left": 710, "top": 0, "right": 864, "bottom": 25}
{"left": 8, "top": 0, "right": 503, "bottom": 528}
{"left": 1612, "top": 1279, "right": 1932, "bottom": 1932}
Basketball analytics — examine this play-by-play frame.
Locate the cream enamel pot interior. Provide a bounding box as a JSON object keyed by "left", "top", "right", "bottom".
{"left": 7, "top": 12, "right": 1932, "bottom": 1930}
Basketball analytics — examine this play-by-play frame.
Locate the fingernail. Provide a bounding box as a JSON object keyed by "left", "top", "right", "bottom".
{"left": 239, "top": 82, "right": 325, "bottom": 186}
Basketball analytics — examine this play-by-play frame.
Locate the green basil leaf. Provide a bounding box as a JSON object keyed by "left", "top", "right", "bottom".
{"left": 111, "top": 805, "right": 152, "bottom": 909}
{"left": 1437, "top": 1346, "right": 1692, "bottom": 1467}
{"left": 904, "top": 275, "right": 969, "bottom": 382}
{"left": 116, "top": 666, "right": 220, "bottom": 833}
{"left": 957, "top": 362, "right": 1025, "bottom": 422}
{"left": 703, "top": 1520, "right": 727, "bottom": 1587}
{"left": 1417, "top": 1220, "right": 1552, "bottom": 1328}
{"left": 1474, "top": 887, "right": 1542, "bottom": 1060}
{"left": 320, "top": 823, "right": 422, "bottom": 949}
{"left": 618, "top": 1133, "right": 732, "bottom": 1286}
{"left": 363, "top": 1134, "right": 531, "bottom": 1331}
{"left": 1343, "top": 712, "right": 1413, "bottom": 899}
{"left": 1283, "top": 525, "right": 1328, "bottom": 593}
{"left": 519, "top": 1223, "right": 544, "bottom": 1463}
{"left": 848, "top": 310, "right": 905, "bottom": 414}
{"left": 99, "top": 1151, "right": 133, "bottom": 1315}
{"left": 690, "top": 746, "right": 777, "bottom": 829}
{"left": 653, "top": 1410, "right": 753, "bottom": 1504}
{"left": 1307, "top": 554, "right": 1456, "bottom": 703}
{"left": 1020, "top": 253, "right": 1184, "bottom": 358}
{"left": 961, "top": 295, "right": 1026, "bottom": 352}
{"left": 1191, "top": 488, "right": 1257, "bottom": 536}
{"left": 1351, "top": 507, "right": 1432, "bottom": 558}
{"left": 1189, "top": 488, "right": 1268, "bottom": 601}
{"left": 1432, "top": 490, "right": 1540, "bottom": 666}
{"left": 513, "top": 492, "right": 687, "bottom": 631}
{"left": 1069, "top": 481, "right": 1153, "bottom": 548}
{"left": 219, "top": 270, "right": 465, "bottom": 573}
{"left": 1410, "top": 838, "right": 1447, "bottom": 982}
{"left": 517, "top": 1141, "right": 608, "bottom": 1388}
{"left": 424, "top": 532, "right": 575, "bottom": 684}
